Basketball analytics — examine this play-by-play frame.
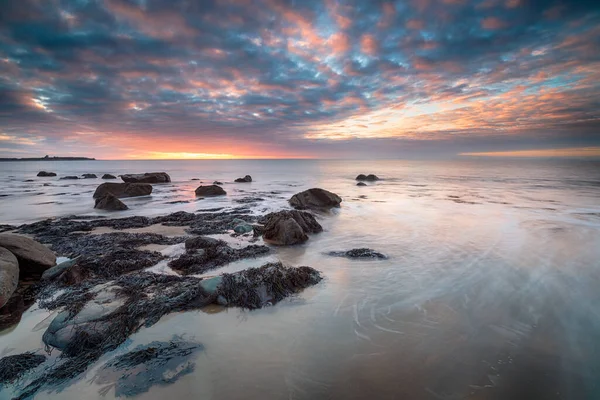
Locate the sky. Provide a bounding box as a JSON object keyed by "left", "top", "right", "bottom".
{"left": 0, "top": 0, "right": 599, "bottom": 159}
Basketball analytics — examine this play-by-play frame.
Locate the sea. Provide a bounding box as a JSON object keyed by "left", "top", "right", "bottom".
{"left": 1, "top": 158, "right": 600, "bottom": 399}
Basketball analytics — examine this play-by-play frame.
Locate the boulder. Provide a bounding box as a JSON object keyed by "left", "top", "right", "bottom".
{"left": 289, "top": 188, "right": 342, "bottom": 210}
{"left": 195, "top": 185, "right": 226, "bottom": 197}
{"left": 0, "top": 234, "right": 56, "bottom": 275}
{"left": 327, "top": 248, "right": 388, "bottom": 259}
{"left": 357, "top": 182, "right": 367, "bottom": 186}
{"left": 234, "top": 175, "right": 252, "bottom": 183}
{"left": 0, "top": 247, "right": 19, "bottom": 309}
{"left": 102, "top": 174, "right": 117, "bottom": 179}
{"left": 93, "top": 182, "right": 152, "bottom": 199}
{"left": 37, "top": 171, "right": 56, "bottom": 177}
{"left": 356, "top": 174, "right": 380, "bottom": 181}
{"left": 60, "top": 176, "right": 79, "bottom": 180}
{"left": 121, "top": 172, "right": 171, "bottom": 184}
{"left": 95, "top": 193, "right": 129, "bottom": 211}
{"left": 262, "top": 210, "right": 322, "bottom": 245}
{"left": 82, "top": 173, "right": 97, "bottom": 179}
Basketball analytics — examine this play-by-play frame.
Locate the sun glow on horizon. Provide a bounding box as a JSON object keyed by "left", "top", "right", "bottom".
{"left": 460, "top": 147, "right": 600, "bottom": 158}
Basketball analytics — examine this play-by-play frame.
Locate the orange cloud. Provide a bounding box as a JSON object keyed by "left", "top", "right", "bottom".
{"left": 460, "top": 147, "right": 600, "bottom": 157}
{"left": 406, "top": 19, "right": 425, "bottom": 29}
{"left": 328, "top": 32, "right": 351, "bottom": 55}
{"left": 481, "top": 17, "right": 506, "bottom": 30}
{"left": 360, "top": 34, "right": 379, "bottom": 56}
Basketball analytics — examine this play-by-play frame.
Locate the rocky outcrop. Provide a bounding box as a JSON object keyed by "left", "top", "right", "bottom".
{"left": 121, "top": 172, "right": 171, "bottom": 184}
{"left": 60, "top": 176, "right": 79, "bottom": 180}
{"left": 356, "top": 174, "right": 380, "bottom": 181}
{"left": 261, "top": 210, "right": 323, "bottom": 245}
{"left": 0, "top": 234, "right": 56, "bottom": 276}
{"left": 195, "top": 185, "right": 226, "bottom": 197}
{"left": 327, "top": 248, "right": 388, "bottom": 259}
{"left": 102, "top": 174, "right": 117, "bottom": 179}
{"left": 95, "top": 193, "right": 129, "bottom": 211}
{"left": 37, "top": 171, "right": 56, "bottom": 177}
{"left": 82, "top": 174, "right": 97, "bottom": 179}
{"left": 0, "top": 247, "right": 19, "bottom": 309}
{"left": 289, "top": 188, "right": 342, "bottom": 210}
{"left": 234, "top": 175, "right": 252, "bottom": 183}
{"left": 93, "top": 182, "right": 152, "bottom": 199}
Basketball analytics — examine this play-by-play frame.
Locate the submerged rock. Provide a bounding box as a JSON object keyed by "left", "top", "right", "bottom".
{"left": 93, "top": 182, "right": 152, "bottom": 199}
{"left": 96, "top": 339, "right": 204, "bottom": 397}
{"left": 37, "top": 171, "right": 56, "bottom": 177}
{"left": 195, "top": 185, "right": 226, "bottom": 197}
{"left": 0, "top": 352, "right": 46, "bottom": 384}
{"left": 41, "top": 257, "right": 80, "bottom": 281}
{"left": 213, "top": 181, "right": 223, "bottom": 185}
{"left": 94, "top": 193, "right": 129, "bottom": 211}
{"left": 0, "top": 234, "right": 56, "bottom": 276}
{"left": 102, "top": 174, "right": 117, "bottom": 179}
{"left": 60, "top": 176, "right": 79, "bottom": 180}
{"left": 356, "top": 174, "right": 380, "bottom": 181}
{"left": 261, "top": 210, "right": 322, "bottom": 245}
{"left": 82, "top": 174, "right": 97, "bottom": 179}
{"left": 357, "top": 182, "right": 367, "bottom": 186}
{"left": 289, "top": 188, "right": 342, "bottom": 210}
{"left": 121, "top": 172, "right": 171, "bottom": 184}
{"left": 233, "top": 222, "right": 253, "bottom": 234}
{"left": 234, "top": 175, "right": 252, "bottom": 183}
{"left": 327, "top": 248, "right": 388, "bottom": 259}
{"left": 0, "top": 247, "right": 19, "bottom": 309}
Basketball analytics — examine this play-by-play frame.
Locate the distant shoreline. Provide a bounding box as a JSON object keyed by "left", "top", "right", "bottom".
{"left": 0, "top": 157, "right": 96, "bottom": 162}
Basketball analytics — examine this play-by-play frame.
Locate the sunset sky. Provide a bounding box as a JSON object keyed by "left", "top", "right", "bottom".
{"left": 0, "top": 0, "right": 599, "bottom": 159}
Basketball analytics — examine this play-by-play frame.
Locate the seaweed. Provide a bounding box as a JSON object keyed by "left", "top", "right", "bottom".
{"left": 0, "top": 353, "right": 46, "bottom": 385}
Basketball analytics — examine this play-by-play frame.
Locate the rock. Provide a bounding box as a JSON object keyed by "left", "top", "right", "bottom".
{"left": 0, "top": 247, "right": 19, "bottom": 309}
{"left": 261, "top": 210, "right": 323, "bottom": 245}
{"left": 121, "top": 172, "right": 171, "bottom": 184}
{"left": 213, "top": 181, "right": 223, "bottom": 185}
{"left": 357, "top": 182, "right": 367, "bottom": 186}
{"left": 102, "top": 174, "right": 117, "bottom": 179}
{"left": 191, "top": 178, "right": 200, "bottom": 181}
{"left": 95, "top": 193, "right": 129, "bottom": 211}
{"left": 37, "top": 171, "right": 56, "bottom": 177}
{"left": 199, "top": 276, "right": 223, "bottom": 294}
{"left": 327, "top": 248, "right": 388, "bottom": 259}
{"left": 356, "top": 174, "right": 380, "bottom": 181}
{"left": 234, "top": 223, "right": 253, "bottom": 234}
{"left": 41, "top": 257, "right": 80, "bottom": 281}
{"left": 234, "top": 175, "right": 252, "bottom": 183}
{"left": 60, "top": 176, "right": 80, "bottom": 180}
{"left": 82, "top": 174, "right": 97, "bottom": 179}
{"left": 289, "top": 188, "right": 342, "bottom": 210}
{"left": 195, "top": 185, "right": 226, "bottom": 197}
{"left": 0, "top": 234, "right": 56, "bottom": 275}
{"left": 93, "top": 182, "right": 152, "bottom": 199}
{"left": 24, "top": 179, "right": 34, "bottom": 182}
{"left": 185, "top": 236, "right": 222, "bottom": 251}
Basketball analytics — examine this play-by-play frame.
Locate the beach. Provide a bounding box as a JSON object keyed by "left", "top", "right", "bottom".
{"left": 1, "top": 158, "right": 600, "bottom": 399}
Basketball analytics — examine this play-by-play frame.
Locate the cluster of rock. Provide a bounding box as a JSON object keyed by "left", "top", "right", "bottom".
{"left": 356, "top": 174, "right": 380, "bottom": 181}
{"left": 0, "top": 234, "right": 56, "bottom": 310}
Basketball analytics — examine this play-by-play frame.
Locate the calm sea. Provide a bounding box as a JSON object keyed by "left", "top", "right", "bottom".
{"left": 1, "top": 158, "right": 600, "bottom": 399}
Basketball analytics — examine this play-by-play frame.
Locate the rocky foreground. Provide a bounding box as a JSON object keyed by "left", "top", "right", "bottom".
{"left": 0, "top": 171, "right": 390, "bottom": 398}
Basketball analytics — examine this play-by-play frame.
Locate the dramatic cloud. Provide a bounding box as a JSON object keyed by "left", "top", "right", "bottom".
{"left": 0, "top": 0, "right": 599, "bottom": 158}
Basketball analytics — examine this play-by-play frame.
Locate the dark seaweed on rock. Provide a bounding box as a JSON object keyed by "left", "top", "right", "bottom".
{"left": 97, "top": 339, "right": 203, "bottom": 397}
{"left": 77, "top": 249, "right": 166, "bottom": 279}
{"left": 217, "top": 262, "right": 322, "bottom": 309}
{"left": 0, "top": 352, "right": 46, "bottom": 385}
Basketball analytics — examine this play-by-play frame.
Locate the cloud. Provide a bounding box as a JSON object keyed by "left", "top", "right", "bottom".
{"left": 0, "top": 0, "right": 598, "bottom": 158}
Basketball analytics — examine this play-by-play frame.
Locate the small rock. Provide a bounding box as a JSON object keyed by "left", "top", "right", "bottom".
{"left": 60, "top": 176, "right": 79, "bottom": 180}
{"left": 357, "top": 182, "right": 367, "bottom": 186}
{"left": 327, "top": 248, "right": 388, "bottom": 259}
{"left": 95, "top": 193, "right": 129, "bottom": 211}
{"left": 121, "top": 172, "right": 171, "bottom": 184}
{"left": 191, "top": 178, "right": 200, "bottom": 181}
{"left": 102, "top": 174, "right": 117, "bottom": 179}
{"left": 0, "top": 247, "right": 19, "bottom": 309}
{"left": 195, "top": 185, "right": 226, "bottom": 197}
{"left": 234, "top": 175, "right": 252, "bottom": 183}
{"left": 289, "top": 188, "right": 342, "bottom": 210}
{"left": 37, "top": 171, "right": 56, "bottom": 177}
{"left": 41, "top": 257, "right": 80, "bottom": 281}
{"left": 82, "top": 174, "right": 97, "bottom": 179}
{"left": 234, "top": 223, "right": 253, "bottom": 234}
{"left": 24, "top": 179, "right": 34, "bottom": 182}
{"left": 356, "top": 174, "right": 380, "bottom": 181}
{"left": 213, "top": 181, "right": 223, "bottom": 185}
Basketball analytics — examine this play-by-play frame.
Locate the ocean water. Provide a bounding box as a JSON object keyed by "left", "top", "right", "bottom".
{"left": 1, "top": 158, "right": 600, "bottom": 399}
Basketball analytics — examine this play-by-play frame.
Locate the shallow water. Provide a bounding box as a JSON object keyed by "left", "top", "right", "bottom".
{"left": 1, "top": 158, "right": 600, "bottom": 399}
